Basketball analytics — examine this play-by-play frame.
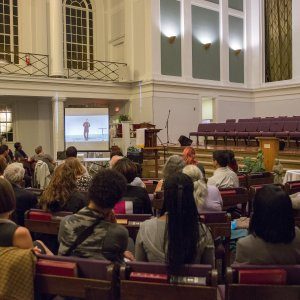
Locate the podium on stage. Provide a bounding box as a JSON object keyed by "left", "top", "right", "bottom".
{"left": 257, "top": 137, "right": 279, "bottom": 172}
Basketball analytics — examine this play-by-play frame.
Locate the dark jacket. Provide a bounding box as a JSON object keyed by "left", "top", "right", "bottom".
{"left": 124, "top": 185, "right": 152, "bottom": 214}
{"left": 12, "top": 184, "right": 38, "bottom": 226}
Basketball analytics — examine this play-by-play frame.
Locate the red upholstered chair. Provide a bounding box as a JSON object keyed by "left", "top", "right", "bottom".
{"left": 289, "top": 122, "right": 300, "bottom": 147}
{"left": 120, "top": 261, "right": 219, "bottom": 300}
{"left": 235, "top": 122, "right": 251, "bottom": 145}
{"left": 226, "top": 265, "right": 300, "bottom": 300}
{"left": 275, "top": 121, "right": 298, "bottom": 146}
{"left": 247, "top": 121, "right": 271, "bottom": 144}
{"left": 261, "top": 121, "right": 284, "bottom": 137}
{"left": 189, "top": 123, "right": 211, "bottom": 145}
{"left": 212, "top": 123, "right": 226, "bottom": 145}
{"left": 226, "top": 119, "right": 236, "bottom": 123}
{"left": 35, "top": 254, "right": 116, "bottom": 299}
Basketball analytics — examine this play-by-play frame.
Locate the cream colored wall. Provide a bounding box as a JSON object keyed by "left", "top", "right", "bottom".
{"left": 1, "top": 98, "right": 51, "bottom": 157}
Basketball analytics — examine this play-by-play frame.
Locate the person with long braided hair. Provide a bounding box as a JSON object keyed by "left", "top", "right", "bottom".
{"left": 135, "top": 173, "right": 214, "bottom": 274}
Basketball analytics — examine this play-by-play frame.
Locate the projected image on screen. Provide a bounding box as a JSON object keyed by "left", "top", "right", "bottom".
{"left": 65, "top": 108, "right": 109, "bottom": 151}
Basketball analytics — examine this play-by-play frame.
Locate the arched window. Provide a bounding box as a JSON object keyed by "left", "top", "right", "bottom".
{"left": 0, "top": 0, "right": 19, "bottom": 63}
{"left": 63, "top": 0, "right": 94, "bottom": 70}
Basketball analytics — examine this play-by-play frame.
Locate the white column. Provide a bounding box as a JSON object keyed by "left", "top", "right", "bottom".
{"left": 52, "top": 97, "right": 66, "bottom": 159}
{"left": 292, "top": 0, "right": 300, "bottom": 81}
{"left": 37, "top": 100, "right": 52, "bottom": 155}
{"left": 122, "top": 121, "right": 131, "bottom": 156}
{"left": 220, "top": 0, "right": 229, "bottom": 84}
{"left": 150, "top": 0, "right": 161, "bottom": 79}
{"left": 246, "top": 0, "right": 263, "bottom": 88}
{"left": 181, "top": 0, "right": 192, "bottom": 80}
{"left": 124, "top": 0, "right": 134, "bottom": 81}
{"left": 48, "top": 0, "right": 64, "bottom": 77}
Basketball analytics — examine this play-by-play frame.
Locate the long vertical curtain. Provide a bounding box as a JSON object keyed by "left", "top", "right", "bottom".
{"left": 265, "top": 0, "right": 292, "bottom": 82}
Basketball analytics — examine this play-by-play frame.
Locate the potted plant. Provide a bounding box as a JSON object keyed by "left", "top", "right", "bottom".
{"left": 240, "top": 149, "right": 266, "bottom": 173}
{"left": 127, "top": 146, "right": 143, "bottom": 164}
{"left": 118, "top": 114, "right": 130, "bottom": 123}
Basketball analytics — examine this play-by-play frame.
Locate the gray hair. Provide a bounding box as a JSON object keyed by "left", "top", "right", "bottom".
{"left": 182, "top": 164, "right": 208, "bottom": 209}
{"left": 4, "top": 162, "right": 25, "bottom": 184}
{"left": 162, "top": 155, "right": 185, "bottom": 179}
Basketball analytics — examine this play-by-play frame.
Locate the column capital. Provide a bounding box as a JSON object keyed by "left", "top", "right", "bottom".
{"left": 51, "top": 97, "right": 67, "bottom": 103}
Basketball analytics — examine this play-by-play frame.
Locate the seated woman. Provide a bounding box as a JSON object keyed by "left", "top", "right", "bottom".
{"left": 135, "top": 173, "right": 215, "bottom": 271}
{"left": 112, "top": 158, "right": 152, "bottom": 214}
{"left": 4, "top": 163, "right": 37, "bottom": 226}
{"left": 183, "top": 165, "right": 223, "bottom": 212}
{"left": 182, "top": 146, "right": 206, "bottom": 180}
{"left": 236, "top": 185, "right": 300, "bottom": 264}
{"left": 58, "top": 169, "right": 130, "bottom": 262}
{"left": 155, "top": 155, "right": 185, "bottom": 193}
{"left": 40, "top": 158, "right": 89, "bottom": 213}
{"left": 0, "top": 177, "right": 50, "bottom": 254}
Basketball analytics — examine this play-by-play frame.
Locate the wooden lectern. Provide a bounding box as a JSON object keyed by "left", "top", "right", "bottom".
{"left": 143, "top": 128, "right": 162, "bottom": 178}
{"left": 257, "top": 137, "right": 279, "bottom": 172}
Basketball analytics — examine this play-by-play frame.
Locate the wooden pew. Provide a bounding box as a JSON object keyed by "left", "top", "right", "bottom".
{"left": 35, "top": 254, "right": 117, "bottom": 299}
{"left": 120, "top": 261, "right": 219, "bottom": 300}
{"left": 226, "top": 265, "right": 300, "bottom": 300}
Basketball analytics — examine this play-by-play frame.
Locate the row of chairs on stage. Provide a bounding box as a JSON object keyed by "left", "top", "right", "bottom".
{"left": 190, "top": 117, "right": 300, "bottom": 146}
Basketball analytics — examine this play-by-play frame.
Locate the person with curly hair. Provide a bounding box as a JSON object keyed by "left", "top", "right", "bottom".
{"left": 58, "top": 169, "right": 132, "bottom": 262}
{"left": 40, "top": 157, "right": 89, "bottom": 213}
{"left": 182, "top": 146, "right": 206, "bottom": 180}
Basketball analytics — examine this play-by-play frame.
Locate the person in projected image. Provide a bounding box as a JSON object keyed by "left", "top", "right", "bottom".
{"left": 83, "top": 119, "right": 91, "bottom": 141}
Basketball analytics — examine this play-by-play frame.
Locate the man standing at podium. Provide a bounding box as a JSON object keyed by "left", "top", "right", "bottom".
{"left": 83, "top": 119, "right": 90, "bottom": 140}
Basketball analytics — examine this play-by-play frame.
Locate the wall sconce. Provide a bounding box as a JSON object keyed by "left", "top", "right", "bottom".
{"left": 234, "top": 49, "right": 242, "bottom": 56}
{"left": 168, "top": 36, "right": 176, "bottom": 44}
{"left": 203, "top": 43, "right": 212, "bottom": 50}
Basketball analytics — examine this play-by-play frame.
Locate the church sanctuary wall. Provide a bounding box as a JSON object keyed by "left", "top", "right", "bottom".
{"left": 151, "top": 82, "right": 253, "bottom": 144}
{"left": 254, "top": 85, "right": 300, "bottom": 117}
{"left": 0, "top": 98, "right": 52, "bottom": 157}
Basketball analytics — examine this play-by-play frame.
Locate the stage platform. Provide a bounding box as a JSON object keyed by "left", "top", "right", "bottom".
{"left": 142, "top": 144, "right": 300, "bottom": 178}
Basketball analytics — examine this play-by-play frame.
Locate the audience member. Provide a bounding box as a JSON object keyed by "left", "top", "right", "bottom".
{"left": 110, "top": 154, "right": 145, "bottom": 188}
{"left": 183, "top": 165, "right": 222, "bottom": 212}
{"left": 155, "top": 155, "right": 185, "bottom": 192}
{"left": 207, "top": 150, "right": 239, "bottom": 188}
{"left": 0, "top": 178, "right": 51, "bottom": 255}
{"left": 112, "top": 158, "right": 152, "bottom": 214}
{"left": 14, "top": 142, "right": 28, "bottom": 161}
{"left": 0, "top": 137, "right": 13, "bottom": 162}
{"left": 0, "top": 144, "right": 11, "bottom": 164}
{"left": 40, "top": 158, "right": 89, "bottom": 213}
{"left": 135, "top": 173, "right": 214, "bottom": 272}
{"left": 65, "top": 146, "right": 78, "bottom": 158}
{"left": 226, "top": 150, "right": 239, "bottom": 173}
{"left": 4, "top": 163, "right": 37, "bottom": 226}
{"left": 32, "top": 145, "right": 56, "bottom": 174}
{"left": 182, "top": 146, "right": 206, "bottom": 180}
{"left": 109, "top": 155, "right": 123, "bottom": 168}
{"left": 235, "top": 185, "right": 300, "bottom": 264}
{"left": 58, "top": 169, "right": 130, "bottom": 262}
{"left": 0, "top": 155, "right": 7, "bottom": 177}
{"left": 65, "top": 145, "right": 89, "bottom": 176}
